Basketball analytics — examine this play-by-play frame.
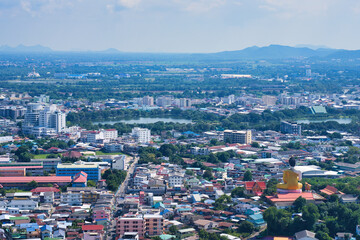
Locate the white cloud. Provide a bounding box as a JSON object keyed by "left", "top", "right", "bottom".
{"left": 117, "top": 0, "right": 142, "bottom": 8}
{"left": 260, "top": 0, "right": 336, "bottom": 18}
{"left": 2, "top": 0, "right": 76, "bottom": 16}
{"left": 181, "top": 0, "right": 226, "bottom": 13}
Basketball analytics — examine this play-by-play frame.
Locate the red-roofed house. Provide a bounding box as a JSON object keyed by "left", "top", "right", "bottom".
{"left": 47, "top": 147, "right": 63, "bottom": 153}
{"left": 31, "top": 187, "right": 60, "bottom": 193}
{"left": 202, "top": 162, "right": 217, "bottom": 168}
{"left": 31, "top": 187, "right": 61, "bottom": 198}
{"left": 183, "top": 158, "right": 196, "bottom": 165}
{"left": 72, "top": 171, "right": 88, "bottom": 187}
{"left": 82, "top": 224, "right": 105, "bottom": 239}
{"left": 82, "top": 224, "right": 104, "bottom": 232}
{"left": 245, "top": 181, "right": 266, "bottom": 196}
{"left": 320, "top": 185, "right": 344, "bottom": 196}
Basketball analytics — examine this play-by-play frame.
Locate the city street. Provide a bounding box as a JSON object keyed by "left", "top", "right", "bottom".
{"left": 105, "top": 155, "right": 138, "bottom": 240}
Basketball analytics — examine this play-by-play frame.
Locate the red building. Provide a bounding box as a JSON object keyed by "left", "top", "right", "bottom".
{"left": 245, "top": 181, "right": 266, "bottom": 196}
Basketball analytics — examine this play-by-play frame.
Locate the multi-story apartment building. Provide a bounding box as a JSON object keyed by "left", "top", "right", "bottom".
{"left": 168, "top": 174, "right": 184, "bottom": 187}
{"left": 142, "top": 96, "right": 154, "bottom": 106}
{"left": 132, "top": 127, "right": 151, "bottom": 144}
{"left": 156, "top": 96, "right": 173, "bottom": 107}
{"left": 144, "top": 215, "right": 163, "bottom": 236}
{"left": 104, "top": 143, "right": 124, "bottom": 153}
{"left": 92, "top": 208, "right": 110, "bottom": 221}
{"left": 112, "top": 155, "right": 126, "bottom": 170}
{"left": 56, "top": 161, "right": 101, "bottom": 181}
{"left": 223, "top": 130, "right": 252, "bottom": 144}
{"left": 179, "top": 98, "right": 191, "bottom": 108}
{"left": 262, "top": 95, "right": 277, "bottom": 106}
{"left": 116, "top": 217, "right": 144, "bottom": 237}
{"left": 86, "top": 131, "right": 104, "bottom": 143}
{"left": 0, "top": 106, "right": 26, "bottom": 119}
{"left": 86, "top": 129, "right": 118, "bottom": 143}
{"left": 103, "top": 129, "right": 118, "bottom": 140}
{"left": 116, "top": 215, "right": 163, "bottom": 237}
{"left": 60, "top": 192, "right": 82, "bottom": 205}
{"left": 280, "top": 121, "right": 302, "bottom": 136}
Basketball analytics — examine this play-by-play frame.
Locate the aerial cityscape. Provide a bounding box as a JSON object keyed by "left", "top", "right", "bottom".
{"left": 1, "top": 1, "right": 360, "bottom": 240}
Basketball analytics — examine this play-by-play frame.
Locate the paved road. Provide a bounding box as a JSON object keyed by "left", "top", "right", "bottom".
{"left": 105, "top": 155, "right": 138, "bottom": 240}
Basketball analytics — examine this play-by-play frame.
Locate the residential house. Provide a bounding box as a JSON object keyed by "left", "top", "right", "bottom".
{"left": 40, "top": 225, "right": 53, "bottom": 239}
{"left": 193, "top": 219, "right": 219, "bottom": 230}
{"left": 335, "top": 233, "right": 355, "bottom": 240}
{"left": 295, "top": 230, "right": 318, "bottom": 240}
{"left": 248, "top": 213, "right": 265, "bottom": 226}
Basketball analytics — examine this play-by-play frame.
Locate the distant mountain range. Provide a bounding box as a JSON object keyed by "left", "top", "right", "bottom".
{"left": 204, "top": 44, "right": 354, "bottom": 60}
{"left": 0, "top": 44, "right": 53, "bottom": 53}
{"left": 1, "top": 44, "right": 360, "bottom": 60}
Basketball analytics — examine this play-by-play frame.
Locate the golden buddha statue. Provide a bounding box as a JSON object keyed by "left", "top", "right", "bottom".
{"left": 277, "top": 157, "right": 302, "bottom": 191}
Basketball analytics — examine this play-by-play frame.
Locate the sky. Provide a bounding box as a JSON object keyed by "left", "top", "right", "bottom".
{"left": 0, "top": 0, "right": 360, "bottom": 53}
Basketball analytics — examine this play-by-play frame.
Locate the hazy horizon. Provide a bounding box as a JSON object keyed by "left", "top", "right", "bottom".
{"left": 1, "top": 0, "right": 360, "bottom": 53}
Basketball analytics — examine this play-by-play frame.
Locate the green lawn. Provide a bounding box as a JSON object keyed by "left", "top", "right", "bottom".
{"left": 95, "top": 151, "right": 127, "bottom": 156}
{"left": 32, "top": 154, "right": 52, "bottom": 159}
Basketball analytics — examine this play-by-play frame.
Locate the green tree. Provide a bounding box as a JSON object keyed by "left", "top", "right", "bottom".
{"left": 243, "top": 170, "right": 253, "bottom": 181}
{"left": 87, "top": 180, "right": 96, "bottom": 187}
{"left": 251, "top": 142, "right": 260, "bottom": 148}
{"left": 263, "top": 178, "right": 278, "bottom": 196}
{"left": 203, "top": 170, "right": 213, "bottom": 181}
{"left": 263, "top": 207, "right": 292, "bottom": 236}
{"left": 102, "top": 169, "right": 127, "bottom": 192}
{"left": 27, "top": 180, "right": 38, "bottom": 190}
{"left": 293, "top": 196, "right": 307, "bottom": 212}
{"left": 159, "top": 144, "right": 177, "bottom": 157}
{"left": 15, "top": 145, "right": 33, "bottom": 162}
{"left": 238, "top": 221, "right": 255, "bottom": 233}
{"left": 214, "top": 195, "right": 232, "bottom": 210}
{"left": 302, "top": 204, "right": 320, "bottom": 230}
{"left": 328, "top": 194, "right": 339, "bottom": 202}
{"left": 315, "top": 231, "right": 332, "bottom": 240}
{"left": 231, "top": 187, "right": 246, "bottom": 198}
{"left": 216, "top": 151, "right": 231, "bottom": 162}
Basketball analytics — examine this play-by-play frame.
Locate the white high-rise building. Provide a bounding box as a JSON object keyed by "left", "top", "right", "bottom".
{"left": 132, "top": 127, "right": 151, "bottom": 144}
{"left": 23, "top": 104, "right": 66, "bottom": 136}
{"left": 142, "top": 96, "right": 154, "bottom": 106}
{"left": 156, "top": 96, "right": 173, "bottom": 107}
{"left": 180, "top": 98, "right": 192, "bottom": 108}
{"left": 24, "top": 103, "right": 44, "bottom": 126}
{"left": 262, "top": 95, "right": 277, "bottom": 106}
{"left": 103, "top": 129, "right": 118, "bottom": 140}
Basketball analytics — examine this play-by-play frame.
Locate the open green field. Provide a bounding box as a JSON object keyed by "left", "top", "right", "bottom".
{"left": 32, "top": 154, "right": 53, "bottom": 159}
{"left": 95, "top": 151, "right": 127, "bottom": 156}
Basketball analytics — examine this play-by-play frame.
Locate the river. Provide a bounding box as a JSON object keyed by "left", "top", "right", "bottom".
{"left": 297, "top": 118, "right": 352, "bottom": 124}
